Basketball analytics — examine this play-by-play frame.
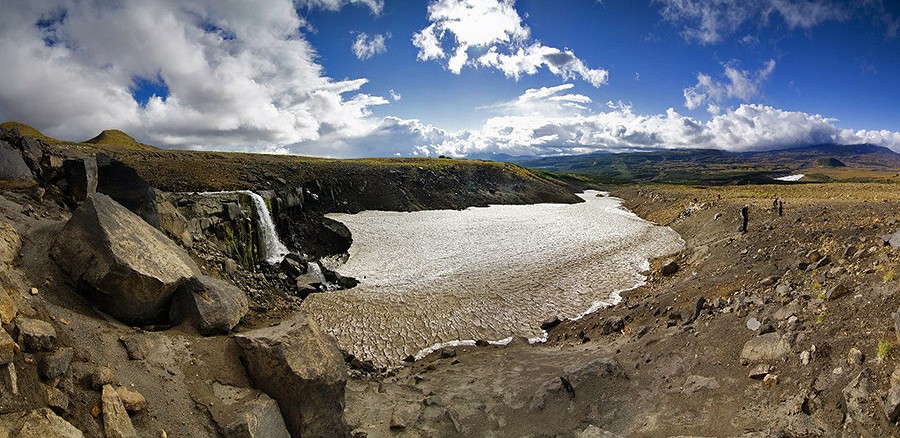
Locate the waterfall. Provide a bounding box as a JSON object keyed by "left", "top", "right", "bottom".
{"left": 242, "top": 191, "right": 290, "bottom": 264}
{"left": 189, "top": 190, "right": 290, "bottom": 264}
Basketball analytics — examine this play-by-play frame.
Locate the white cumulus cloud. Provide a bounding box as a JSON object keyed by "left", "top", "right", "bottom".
{"left": 684, "top": 59, "right": 775, "bottom": 112}
{"left": 0, "top": 1, "right": 390, "bottom": 151}
{"left": 352, "top": 32, "right": 389, "bottom": 60}
{"left": 412, "top": 0, "right": 608, "bottom": 87}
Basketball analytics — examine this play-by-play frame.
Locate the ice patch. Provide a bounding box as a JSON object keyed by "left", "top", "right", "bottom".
{"left": 774, "top": 174, "right": 804, "bottom": 182}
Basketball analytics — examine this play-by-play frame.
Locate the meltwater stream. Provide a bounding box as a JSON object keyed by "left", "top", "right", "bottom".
{"left": 301, "top": 191, "right": 684, "bottom": 368}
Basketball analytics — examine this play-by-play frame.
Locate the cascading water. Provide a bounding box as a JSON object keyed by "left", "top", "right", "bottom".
{"left": 242, "top": 191, "right": 290, "bottom": 264}
{"left": 191, "top": 191, "right": 290, "bottom": 264}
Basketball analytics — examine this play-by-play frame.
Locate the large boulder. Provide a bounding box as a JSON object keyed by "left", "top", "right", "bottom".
{"left": 51, "top": 193, "right": 199, "bottom": 324}
{"left": 62, "top": 157, "right": 98, "bottom": 203}
{"left": 170, "top": 274, "right": 248, "bottom": 335}
{"left": 0, "top": 140, "right": 35, "bottom": 187}
{"left": 210, "top": 382, "right": 290, "bottom": 438}
{"left": 234, "top": 313, "right": 350, "bottom": 438}
{"left": 0, "top": 408, "right": 84, "bottom": 437}
{"left": 96, "top": 154, "right": 160, "bottom": 228}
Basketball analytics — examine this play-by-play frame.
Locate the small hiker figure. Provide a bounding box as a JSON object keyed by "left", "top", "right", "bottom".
{"left": 740, "top": 205, "right": 749, "bottom": 233}
{"left": 778, "top": 200, "right": 783, "bottom": 217}
{"left": 773, "top": 194, "right": 778, "bottom": 210}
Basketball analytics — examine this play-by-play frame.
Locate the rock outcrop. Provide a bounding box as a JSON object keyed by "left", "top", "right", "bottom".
{"left": 0, "top": 140, "right": 35, "bottom": 187}
{"left": 234, "top": 313, "right": 350, "bottom": 438}
{"left": 209, "top": 382, "right": 290, "bottom": 438}
{"left": 51, "top": 193, "right": 199, "bottom": 324}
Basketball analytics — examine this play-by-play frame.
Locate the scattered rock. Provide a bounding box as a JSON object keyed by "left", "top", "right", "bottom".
{"left": 847, "top": 347, "right": 864, "bottom": 367}
{"left": 660, "top": 259, "right": 679, "bottom": 277}
{"left": 37, "top": 347, "right": 73, "bottom": 380}
{"left": 51, "top": 193, "right": 200, "bottom": 324}
{"left": 91, "top": 366, "right": 116, "bottom": 390}
{"left": 115, "top": 386, "right": 146, "bottom": 413}
{"left": 885, "top": 366, "right": 900, "bottom": 423}
{"left": 760, "top": 276, "right": 779, "bottom": 286}
{"left": 118, "top": 335, "right": 153, "bottom": 361}
{"left": 748, "top": 364, "right": 772, "bottom": 379}
{"left": 102, "top": 384, "right": 136, "bottom": 438}
{"left": 746, "top": 317, "right": 761, "bottom": 331}
{"left": 170, "top": 274, "right": 248, "bottom": 335}
{"left": 234, "top": 313, "right": 350, "bottom": 438}
{"left": 0, "top": 290, "right": 17, "bottom": 325}
{"left": 763, "top": 374, "right": 779, "bottom": 387}
{"left": 389, "top": 403, "right": 421, "bottom": 430}
{"left": 600, "top": 316, "right": 625, "bottom": 335}
{"left": 530, "top": 358, "right": 626, "bottom": 410}
{"left": 280, "top": 255, "right": 308, "bottom": 279}
{"left": 843, "top": 368, "right": 877, "bottom": 432}
{"left": 806, "top": 250, "right": 822, "bottom": 264}
{"left": 890, "top": 230, "right": 900, "bottom": 249}
{"left": 825, "top": 282, "right": 850, "bottom": 301}
{"left": 14, "top": 318, "right": 56, "bottom": 352}
{"left": 0, "top": 329, "right": 19, "bottom": 365}
{"left": 45, "top": 385, "right": 70, "bottom": 414}
{"left": 578, "top": 425, "right": 622, "bottom": 438}
{"left": 0, "top": 408, "right": 83, "bottom": 437}
{"left": 682, "top": 375, "right": 719, "bottom": 394}
{"left": 209, "top": 382, "right": 290, "bottom": 438}
{"left": 800, "top": 350, "right": 812, "bottom": 366}
{"left": 739, "top": 333, "right": 791, "bottom": 365}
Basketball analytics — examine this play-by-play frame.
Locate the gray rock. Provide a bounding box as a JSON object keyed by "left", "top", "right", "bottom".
{"left": 91, "top": 366, "right": 116, "bottom": 390}
{"left": 0, "top": 140, "right": 36, "bottom": 187}
{"left": 825, "top": 282, "right": 850, "bottom": 300}
{"left": 62, "top": 157, "right": 98, "bottom": 203}
{"left": 170, "top": 275, "right": 248, "bottom": 335}
{"left": 0, "top": 408, "right": 84, "bottom": 437}
{"left": 890, "top": 230, "right": 900, "bottom": 249}
{"left": 102, "top": 384, "right": 136, "bottom": 438}
{"left": 847, "top": 347, "right": 864, "bottom": 366}
{"left": 660, "top": 259, "right": 679, "bottom": 277}
{"left": 0, "top": 329, "right": 18, "bottom": 365}
{"left": 540, "top": 315, "right": 561, "bottom": 331}
{"left": 746, "top": 317, "right": 761, "bottom": 331}
{"left": 389, "top": 403, "right": 421, "bottom": 431}
{"left": 578, "top": 425, "right": 621, "bottom": 438}
{"left": 210, "top": 382, "right": 290, "bottom": 438}
{"left": 739, "top": 333, "right": 791, "bottom": 364}
{"left": 14, "top": 318, "right": 56, "bottom": 352}
{"left": 886, "top": 367, "right": 900, "bottom": 422}
{"left": 156, "top": 200, "right": 191, "bottom": 246}
{"left": 682, "top": 375, "right": 719, "bottom": 394}
{"left": 37, "top": 347, "right": 73, "bottom": 380}
{"left": 234, "top": 313, "right": 350, "bottom": 438}
{"left": 115, "top": 386, "right": 146, "bottom": 413}
{"left": 45, "top": 385, "right": 70, "bottom": 414}
{"left": 842, "top": 368, "right": 877, "bottom": 432}
{"left": 530, "top": 358, "right": 626, "bottom": 410}
{"left": 748, "top": 364, "right": 772, "bottom": 379}
{"left": 51, "top": 194, "right": 199, "bottom": 324}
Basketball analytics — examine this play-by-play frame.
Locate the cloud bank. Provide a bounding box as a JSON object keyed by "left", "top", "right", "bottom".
{"left": 0, "top": 1, "right": 390, "bottom": 150}
{"left": 412, "top": 0, "right": 609, "bottom": 87}
{"left": 290, "top": 86, "right": 900, "bottom": 158}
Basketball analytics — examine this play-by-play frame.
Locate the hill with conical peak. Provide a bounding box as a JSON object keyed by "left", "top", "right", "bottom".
{"left": 0, "top": 121, "right": 61, "bottom": 143}
{"left": 85, "top": 129, "right": 157, "bottom": 151}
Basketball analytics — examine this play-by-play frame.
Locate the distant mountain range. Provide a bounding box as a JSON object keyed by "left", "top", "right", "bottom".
{"left": 474, "top": 144, "right": 900, "bottom": 185}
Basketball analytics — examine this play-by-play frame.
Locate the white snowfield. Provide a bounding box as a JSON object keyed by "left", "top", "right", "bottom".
{"left": 302, "top": 191, "right": 684, "bottom": 367}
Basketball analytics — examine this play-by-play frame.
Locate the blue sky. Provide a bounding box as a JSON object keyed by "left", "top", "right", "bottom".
{"left": 1, "top": 0, "right": 899, "bottom": 157}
